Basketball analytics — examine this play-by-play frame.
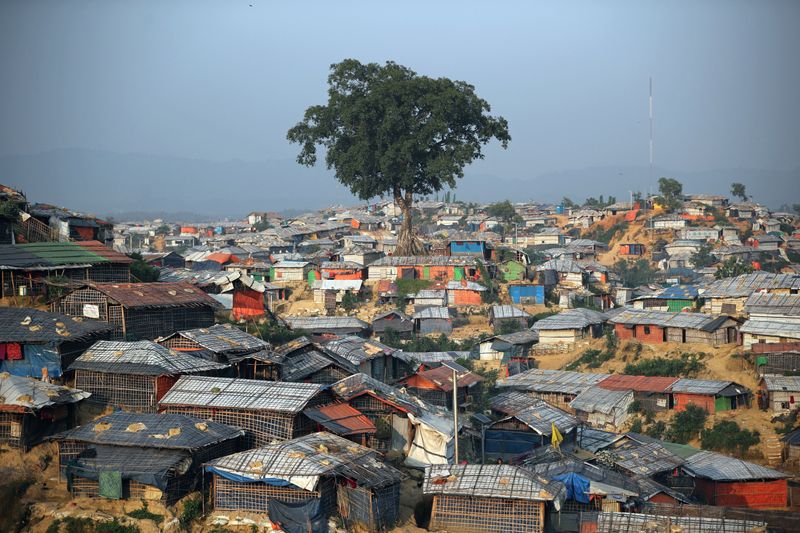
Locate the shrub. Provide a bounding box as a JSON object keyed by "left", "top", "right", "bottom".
{"left": 665, "top": 405, "right": 707, "bottom": 444}
{"left": 179, "top": 497, "right": 202, "bottom": 529}
{"left": 701, "top": 420, "right": 760, "bottom": 456}
{"left": 623, "top": 353, "right": 705, "bottom": 377}
{"left": 629, "top": 418, "right": 643, "bottom": 434}
{"left": 126, "top": 502, "right": 163, "bottom": 523}
{"left": 646, "top": 420, "right": 667, "bottom": 439}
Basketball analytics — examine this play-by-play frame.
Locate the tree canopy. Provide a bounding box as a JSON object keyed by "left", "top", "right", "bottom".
{"left": 287, "top": 59, "right": 510, "bottom": 255}
{"left": 714, "top": 257, "right": 754, "bottom": 279}
{"left": 657, "top": 177, "right": 683, "bottom": 211}
{"left": 485, "top": 200, "right": 521, "bottom": 226}
{"left": 730, "top": 182, "right": 747, "bottom": 201}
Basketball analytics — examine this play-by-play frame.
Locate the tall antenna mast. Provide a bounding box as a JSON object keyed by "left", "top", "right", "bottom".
{"left": 648, "top": 77, "right": 654, "bottom": 214}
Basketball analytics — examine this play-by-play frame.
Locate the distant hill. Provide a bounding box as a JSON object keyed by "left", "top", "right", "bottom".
{"left": 1, "top": 148, "right": 797, "bottom": 215}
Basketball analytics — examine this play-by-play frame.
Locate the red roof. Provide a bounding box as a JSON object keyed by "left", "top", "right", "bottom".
{"left": 303, "top": 403, "right": 376, "bottom": 436}
{"left": 205, "top": 252, "right": 239, "bottom": 264}
{"left": 74, "top": 241, "right": 134, "bottom": 264}
{"left": 86, "top": 282, "right": 221, "bottom": 309}
{"left": 413, "top": 366, "right": 485, "bottom": 392}
{"left": 598, "top": 374, "right": 678, "bottom": 393}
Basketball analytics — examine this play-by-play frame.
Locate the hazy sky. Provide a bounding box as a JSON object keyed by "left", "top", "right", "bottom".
{"left": 1, "top": 0, "right": 799, "bottom": 215}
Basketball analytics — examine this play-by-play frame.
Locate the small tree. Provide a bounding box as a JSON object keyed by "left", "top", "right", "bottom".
{"left": 128, "top": 253, "right": 160, "bottom": 282}
{"left": 656, "top": 177, "right": 683, "bottom": 211}
{"left": 701, "top": 420, "right": 760, "bottom": 456}
{"left": 730, "top": 182, "right": 748, "bottom": 201}
{"left": 614, "top": 258, "right": 657, "bottom": 287}
{"left": 287, "top": 59, "right": 510, "bottom": 255}
{"left": 714, "top": 257, "right": 754, "bottom": 279}
{"left": 665, "top": 404, "right": 707, "bottom": 444}
{"left": 690, "top": 243, "right": 716, "bottom": 268}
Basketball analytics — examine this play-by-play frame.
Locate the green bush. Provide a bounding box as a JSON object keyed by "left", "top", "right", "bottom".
{"left": 629, "top": 418, "right": 643, "bottom": 434}
{"left": 179, "top": 497, "right": 202, "bottom": 529}
{"left": 665, "top": 405, "right": 707, "bottom": 444}
{"left": 126, "top": 502, "right": 163, "bottom": 523}
{"left": 645, "top": 420, "right": 667, "bottom": 439}
{"left": 623, "top": 353, "right": 705, "bottom": 377}
{"left": 701, "top": 420, "right": 760, "bottom": 455}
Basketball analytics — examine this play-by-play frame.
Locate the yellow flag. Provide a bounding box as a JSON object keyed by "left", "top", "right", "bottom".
{"left": 551, "top": 423, "right": 563, "bottom": 450}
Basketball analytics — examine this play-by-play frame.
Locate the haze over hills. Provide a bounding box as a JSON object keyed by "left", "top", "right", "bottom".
{"left": 3, "top": 148, "right": 798, "bottom": 220}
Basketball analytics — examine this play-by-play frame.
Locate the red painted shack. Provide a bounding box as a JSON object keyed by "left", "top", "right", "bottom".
{"left": 320, "top": 261, "right": 365, "bottom": 280}
{"left": 598, "top": 374, "right": 678, "bottom": 412}
{"left": 683, "top": 450, "right": 788, "bottom": 509}
{"left": 668, "top": 378, "right": 750, "bottom": 414}
{"left": 446, "top": 280, "right": 486, "bottom": 306}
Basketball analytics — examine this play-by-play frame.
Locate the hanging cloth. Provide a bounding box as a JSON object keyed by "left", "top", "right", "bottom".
{"left": 6, "top": 343, "right": 23, "bottom": 360}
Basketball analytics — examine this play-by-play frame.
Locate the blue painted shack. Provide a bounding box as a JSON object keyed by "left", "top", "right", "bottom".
{"left": 447, "top": 240, "right": 494, "bottom": 260}
{"left": 508, "top": 284, "right": 545, "bottom": 305}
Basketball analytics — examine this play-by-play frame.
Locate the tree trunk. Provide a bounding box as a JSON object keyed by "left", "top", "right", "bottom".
{"left": 395, "top": 192, "right": 425, "bottom": 256}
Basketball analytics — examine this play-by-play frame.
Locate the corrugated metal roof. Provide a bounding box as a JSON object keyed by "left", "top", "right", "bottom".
{"left": 745, "top": 292, "right": 800, "bottom": 316}
{"left": 323, "top": 335, "right": 395, "bottom": 365}
{"left": 491, "top": 330, "right": 539, "bottom": 345}
{"left": 445, "top": 280, "right": 486, "bottom": 291}
{"left": 598, "top": 375, "right": 678, "bottom": 393}
{"left": 0, "top": 373, "right": 90, "bottom": 410}
{"left": 282, "top": 350, "right": 343, "bottom": 382}
{"left": 760, "top": 375, "right": 800, "bottom": 392}
{"left": 682, "top": 450, "right": 788, "bottom": 481}
{"left": 605, "top": 440, "right": 685, "bottom": 476}
{"left": 702, "top": 271, "right": 800, "bottom": 298}
{"left": 423, "top": 464, "right": 565, "bottom": 502}
{"left": 303, "top": 403, "right": 376, "bottom": 436}
{"left": 489, "top": 390, "right": 543, "bottom": 415}
{"left": 82, "top": 282, "right": 221, "bottom": 309}
{"left": 396, "top": 351, "right": 466, "bottom": 365}
{"left": 536, "top": 259, "right": 584, "bottom": 273}
{"left": 531, "top": 308, "right": 607, "bottom": 331}
{"left": 0, "top": 241, "right": 132, "bottom": 269}
{"left": 498, "top": 369, "right": 610, "bottom": 395}
{"left": 206, "top": 432, "right": 401, "bottom": 488}
{"left": 284, "top": 316, "right": 369, "bottom": 332}
{"left": 667, "top": 378, "right": 741, "bottom": 395}
{"left": 412, "top": 289, "right": 446, "bottom": 299}
{"left": 595, "top": 512, "right": 766, "bottom": 533}
{"left": 740, "top": 319, "right": 800, "bottom": 339}
{"left": 53, "top": 411, "right": 243, "bottom": 449}
{"left": 70, "top": 340, "right": 228, "bottom": 375}
{"left": 160, "top": 375, "right": 323, "bottom": 413}
{"left": 412, "top": 307, "right": 451, "bottom": 320}
{"left": 609, "top": 309, "right": 732, "bottom": 331}
{"left": 0, "top": 307, "right": 112, "bottom": 343}
{"left": 311, "top": 279, "right": 363, "bottom": 291}
{"left": 569, "top": 387, "right": 633, "bottom": 414}
{"left": 494, "top": 399, "right": 578, "bottom": 436}
{"left": 491, "top": 305, "right": 532, "bottom": 320}
{"left": 159, "top": 324, "right": 269, "bottom": 354}
{"left": 412, "top": 366, "right": 484, "bottom": 392}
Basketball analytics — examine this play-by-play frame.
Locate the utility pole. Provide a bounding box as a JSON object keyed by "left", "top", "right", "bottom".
{"left": 452, "top": 366, "right": 459, "bottom": 463}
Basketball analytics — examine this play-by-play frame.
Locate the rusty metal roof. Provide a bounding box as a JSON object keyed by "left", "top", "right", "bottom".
{"left": 410, "top": 365, "right": 485, "bottom": 392}
{"left": 598, "top": 375, "right": 678, "bottom": 393}
{"left": 303, "top": 402, "right": 376, "bottom": 436}
{"left": 82, "top": 282, "right": 221, "bottom": 309}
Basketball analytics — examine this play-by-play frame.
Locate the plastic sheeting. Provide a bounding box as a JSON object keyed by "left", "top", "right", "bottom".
{"left": 553, "top": 472, "right": 590, "bottom": 504}
{"left": 268, "top": 498, "right": 328, "bottom": 533}
{"left": 205, "top": 466, "right": 318, "bottom": 492}
{"left": 404, "top": 413, "right": 454, "bottom": 468}
{"left": 0, "top": 344, "right": 61, "bottom": 378}
{"left": 67, "top": 445, "right": 190, "bottom": 491}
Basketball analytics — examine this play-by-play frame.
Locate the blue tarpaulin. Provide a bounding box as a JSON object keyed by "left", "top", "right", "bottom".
{"left": 0, "top": 344, "right": 61, "bottom": 378}
{"left": 553, "top": 472, "right": 590, "bottom": 504}
{"left": 268, "top": 498, "right": 328, "bottom": 533}
{"left": 204, "top": 466, "right": 292, "bottom": 486}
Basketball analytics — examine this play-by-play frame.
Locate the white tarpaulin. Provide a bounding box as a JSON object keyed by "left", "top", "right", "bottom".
{"left": 404, "top": 412, "right": 454, "bottom": 468}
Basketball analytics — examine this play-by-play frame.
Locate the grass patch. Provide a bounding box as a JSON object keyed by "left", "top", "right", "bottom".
{"left": 126, "top": 502, "right": 163, "bottom": 523}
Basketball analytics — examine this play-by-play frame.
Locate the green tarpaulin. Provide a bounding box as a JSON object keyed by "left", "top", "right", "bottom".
{"left": 98, "top": 471, "right": 122, "bottom": 499}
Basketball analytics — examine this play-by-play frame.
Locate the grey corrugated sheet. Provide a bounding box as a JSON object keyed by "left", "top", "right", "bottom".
{"left": 576, "top": 427, "right": 623, "bottom": 453}
{"left": 498, "top": 369, "right": 610, "bottom": 395}
{"left": 497, "top": 400, "right": 578, "bottom": 436}
{"left": 70, "top": 340, "right": 228, "bottom": 376}
{"left": 0, "top": 307, "right": 113, "bottom": 343}
{"left": 161, "top": 324, "right": 269, "bottom": 354}
{"left": 396, "top": 351, "right": 467, "bottom": 364}
{"left": 281, "top": 350, "right": 339, "bottom": 381}
{"left": 745, "top": 292, "right": 800, "bottom": 316}
{"left": 761, "top": 375, "right": 800, "bottom": 391}
{"left": 529, "top": 457, "right": 640, "bottom": 495}
{"left": 569, "top": 386, "right": 632, "bottom": 414}
{"left": 740, "top": 319, "right": 800, "bottom": 338}
{"left": 667, "top": 378, "right": 737, "bottom": 395}
{"left": 412, "top": 290, "right": 446, "bottom": 299}
{"left": 609, "top": 308, "right": 731, "bottom": 330}
{"left": 323, "top": 335, "right": 395, "bottom": 365}
{"left": 492, "top": 330, "right": 539, "bottom": 345}
{"left": 413, "top": 307, "right": 450, "bottom": 320}
{"left": 596, "top": 512, "right": 766, "bottom": 533}
{"left": 0, "top": 373, "right": 90, "bottom": 410}
{"left": 531, "top": 308, "right": 607, "bottom": 331}
{"left": 423, "top": 464, "right": 564, "bottom": 502}
{"left": 606, "top": 441, "right": 685, "bottom": 476}
{"left": 159, "top": 375, "right": 323, "bottom": 413}
{"left": 445, "top": 280, "right": 485, "bottom": 291}
{"left": 206, "top": 432, "right": 401, "bottom": 488}
{"left": 682, "top": 450, "right": 788, "bottom": 481}
{"left": 491, "top": 305, "right": 531, "bottom": 320}
{"left": 53, "top": 411, "right": 243, "bottom": 449}
{"left": 536, "top": 258, "right": 584, "bottom": 273}
{"left": 284, "top": 316, "right": 369, "bottom": 332}
{"left": 701, "top": 271, "right": 800, "bottom": 298}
